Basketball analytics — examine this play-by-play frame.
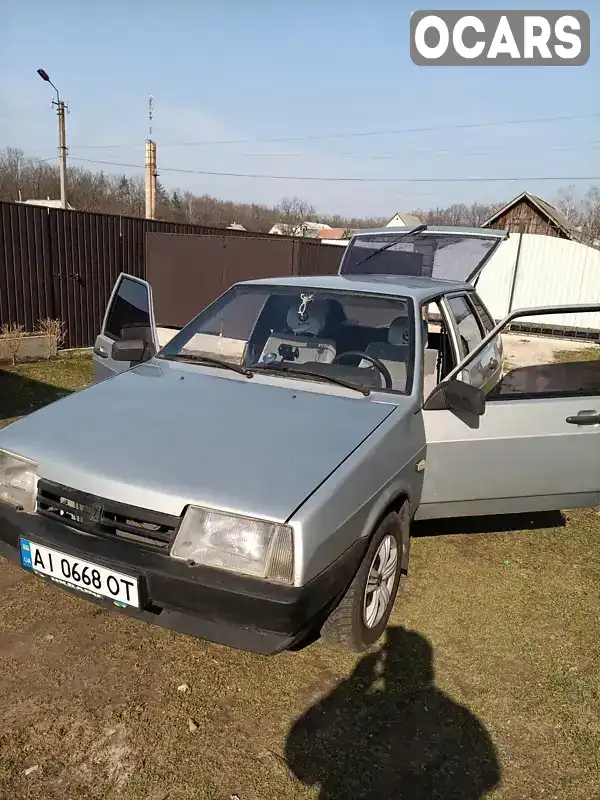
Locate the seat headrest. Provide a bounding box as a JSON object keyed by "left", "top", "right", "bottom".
{"left": 286, "top": 299, "right": 328, "bottom": 336}
{"left": 388, "top": 316, "right": 411, "bottom": 347}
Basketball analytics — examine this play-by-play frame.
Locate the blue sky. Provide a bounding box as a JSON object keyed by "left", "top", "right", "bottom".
{"left": 1, "top": 0, "right": 598, "bottom": 218}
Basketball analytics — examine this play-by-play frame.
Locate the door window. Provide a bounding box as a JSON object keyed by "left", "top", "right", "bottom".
{"left": 446, "top": 294, "right": 493, "bottom": 390}
{"left": 447, "top": 295, "right": 484, "bottom": 358}
{"left": 105, "top": 278, "right": 152, "bottom": 341}
{"left": 487, "top": 309, "right": 600, "bottom": 400}
{"left": 470, "top": 294, "right": 496, "bottom": 334}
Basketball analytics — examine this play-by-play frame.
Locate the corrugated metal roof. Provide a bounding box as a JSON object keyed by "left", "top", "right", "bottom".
{"left": 21, "top": 198, "right": 75, "bottom": 210}
{"left": 269, "top": 221, "right": 331, "bottom": 236}
{"left": 529, "top": 194, "right": 582, "bottom": 240}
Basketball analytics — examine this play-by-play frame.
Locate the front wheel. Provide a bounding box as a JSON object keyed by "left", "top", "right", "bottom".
{"left": 321, "top": 504, "right": 409, "bottom": 652}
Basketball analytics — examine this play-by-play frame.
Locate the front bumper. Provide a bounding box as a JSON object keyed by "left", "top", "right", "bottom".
{"left": 0, "top": 501, "right": 366, "bottom": 655}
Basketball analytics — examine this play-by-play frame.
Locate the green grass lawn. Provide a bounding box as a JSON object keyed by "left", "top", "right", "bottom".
{"left": 0, "top": 351, "right": 93, "bottom": 430}
{"left": 554, "top": 346, "right": 600, "bottom": 363}
{"left": 0, "top": 352, "right": 599, "bottom": 799}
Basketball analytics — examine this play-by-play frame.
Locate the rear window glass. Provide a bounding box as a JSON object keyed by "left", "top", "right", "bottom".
{"left": 341, "top": 232, "right": 501, "bottom": 283}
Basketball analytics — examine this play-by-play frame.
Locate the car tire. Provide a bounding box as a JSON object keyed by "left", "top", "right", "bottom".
{"left": 321, "top": 503, "right": 410, "bottom": 653}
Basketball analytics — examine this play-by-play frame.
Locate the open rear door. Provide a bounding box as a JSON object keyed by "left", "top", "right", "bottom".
{"left": 92, "top": 273, "right": 158, "bottom": 383}
{"left": 339, "top": 226, "right": 507, "bottom": 285}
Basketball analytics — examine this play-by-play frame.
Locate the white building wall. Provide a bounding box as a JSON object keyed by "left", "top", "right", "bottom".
{"left": 476, "top": 233, "right": 600, "bottom": 331}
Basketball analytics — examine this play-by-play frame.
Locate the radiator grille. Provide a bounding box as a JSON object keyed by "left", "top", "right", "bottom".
{"left": 36, "top": 479, "right": 179, "bottom": 552}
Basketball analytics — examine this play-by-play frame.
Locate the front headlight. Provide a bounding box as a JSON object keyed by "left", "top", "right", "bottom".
{"left": 0, "top": 449, "right": 38, "bottom": 512}
{"left": 170, "top": 506, "right": 294, "bottom": 584}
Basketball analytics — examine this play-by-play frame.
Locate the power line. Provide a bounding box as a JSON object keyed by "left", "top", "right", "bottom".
{"left": 156, "top": 140, "right": 600, "bottom": 162}
{"left": 64, "top": 111, "right": 600, "bottom": 150}
{"left": 68, "top": 156, "right": 600, "bottom": 184}
{"left": 25, "top": 139, "right": 600, "bottom": 167}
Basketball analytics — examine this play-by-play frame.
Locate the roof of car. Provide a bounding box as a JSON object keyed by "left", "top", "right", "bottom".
{"left": 238, "top": 273, "right": 473, "bottom": 303}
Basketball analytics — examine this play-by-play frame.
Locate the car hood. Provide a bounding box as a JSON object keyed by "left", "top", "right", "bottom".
{"left": 0, "top": 360, "right": 397, "bottom": 522}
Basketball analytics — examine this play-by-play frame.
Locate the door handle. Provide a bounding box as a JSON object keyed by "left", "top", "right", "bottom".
{"left": 566, "top": 410, "right": 600, "bottom": 426}
{"left": 93, "top": 345, "right": 108, "bottom": 359}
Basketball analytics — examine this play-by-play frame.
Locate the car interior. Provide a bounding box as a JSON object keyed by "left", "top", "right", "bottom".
{"left": 421, "top": 298, "right": 462, "bottom": 400}
{"left": 247, "top": 293, "right": 420, "bottom": 393}
{"left": 161, "top": 289, "right": 463, "bottom": 397}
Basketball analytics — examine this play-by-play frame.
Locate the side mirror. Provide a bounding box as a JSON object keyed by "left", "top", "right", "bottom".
{"left": 424, "top": 378, "right": 486, "bottom": 416}
{"left": 111, "top": 338, "right": 156, "bottom": 363}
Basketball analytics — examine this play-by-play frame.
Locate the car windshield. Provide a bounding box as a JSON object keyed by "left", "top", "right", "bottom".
{"left": 159, "top": 284, "right": 416, "bottom": 395}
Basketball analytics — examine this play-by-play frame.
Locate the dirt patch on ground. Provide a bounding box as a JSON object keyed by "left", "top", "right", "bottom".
{"left": 502, "top": 333, "right": 598, "bottom": 369}
{"left": 2, "top": 508, "right": 600, "bottom": 799}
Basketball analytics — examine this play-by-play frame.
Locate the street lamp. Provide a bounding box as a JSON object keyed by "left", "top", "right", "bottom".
{"left": 37, "top": 68, "right": 68, "bottom": 209}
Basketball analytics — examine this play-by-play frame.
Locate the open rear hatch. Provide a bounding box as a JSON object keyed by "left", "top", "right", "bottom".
{"left": 339, "top": 225, "right": 508, "bottom": 285}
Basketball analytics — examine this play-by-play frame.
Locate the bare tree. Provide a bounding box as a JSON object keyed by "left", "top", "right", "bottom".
{"left": 554, "top": 184, "right": 581, "bottom": 223}
{"left": 273, "top": 196, "right": 317, "bottom": 236}
{"left": 580, "top": 186, "right": 600, "bottom": 246}
{"left": 0, "top": 323, "right": 28, "bottom": 365}
{"left": 36, "top": 318, "right": 66, "bottom": 359}
{"left": 1, "top": 148, "right": 599, "bottom": 245}
{"left": 411, "top": 201, "right": 501, "bottom": 227}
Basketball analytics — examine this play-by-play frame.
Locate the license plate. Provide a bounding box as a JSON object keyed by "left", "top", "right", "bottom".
{"left": 19, "top": 538, "right": 140, "bottom": 608}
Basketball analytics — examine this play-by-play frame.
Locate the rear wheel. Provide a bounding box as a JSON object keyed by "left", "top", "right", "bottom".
{"left": 321, "top": 504, "right": 410, "bottom": 652}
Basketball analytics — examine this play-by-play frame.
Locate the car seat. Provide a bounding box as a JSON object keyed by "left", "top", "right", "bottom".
{"left": 258, "top": 298, "right": 336, "bottom": 365}
{"left": 423, "top": 348, "right": 440, "bottom": 399}
{"left": 360, "top": 315, "right": 411, "bottom": 390}
{"left": 422, "top": 318, "right": 440, "bottom": 398}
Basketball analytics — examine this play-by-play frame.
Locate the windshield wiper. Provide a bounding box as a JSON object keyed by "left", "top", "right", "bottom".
{"left": 351, "top": 223, "right": 428, "bottom": 271}
{"left": 166, "top": 353, "right": 253, "bottom": 378}
{"left": 252, "top": 362, "right": 371, "bottom": 396}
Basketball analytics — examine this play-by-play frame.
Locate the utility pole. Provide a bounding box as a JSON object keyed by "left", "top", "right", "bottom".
{"left": 145, "top": 96, "right": 157, "bottom": 219}
{"left": 56, "top": 99, "right": 68, "bottom": 209}
{"left": 37, "top": 69, "right": 68, "bottom": 209}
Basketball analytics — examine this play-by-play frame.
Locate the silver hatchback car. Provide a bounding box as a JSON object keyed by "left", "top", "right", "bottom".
{"left": 1, "top": 226, "right": 599, "bottom": 654}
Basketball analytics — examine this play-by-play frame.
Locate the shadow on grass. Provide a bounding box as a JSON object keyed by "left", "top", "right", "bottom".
{"left": 285, "top": 626, "right": 500, "bottom": 799}
{"left": 0, "top": 366, "right": 76, "bottom": 423}
{"left": 413, "top": 509, "right": 566, "bottom": 538}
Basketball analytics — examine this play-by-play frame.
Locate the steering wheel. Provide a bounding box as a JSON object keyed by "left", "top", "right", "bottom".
{"left": 332, "top": 351, "right": 393, "bottom": 390}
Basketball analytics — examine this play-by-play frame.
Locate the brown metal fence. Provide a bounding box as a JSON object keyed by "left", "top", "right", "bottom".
{"left": 147, "top": 233, "right": 298, "bottom": 328}
{"left": 0, "top": 201, "right": 343, "bottom": 348}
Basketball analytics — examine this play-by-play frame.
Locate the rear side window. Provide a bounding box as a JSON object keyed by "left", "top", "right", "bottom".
{"left": 105, "top": 279, "right": 151, "bottom": 340}
{"left": 447, "top": 295, "right": 484, "bottom": 358}
{"left": 470, "top": 294, "right": 496, "bottom": 334}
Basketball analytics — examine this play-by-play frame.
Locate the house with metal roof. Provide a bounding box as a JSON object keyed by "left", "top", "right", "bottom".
{"left": 269, "top": 221, "right": 332, "bottom": 238}
{"left": 481, "top": 191, "right": 582, "bottom": 241}
{"left": 20, "top": 198, "right": 75, "bottom": 210}
{"left": 385, "top": 212, "right": 422, "bottom": 228}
